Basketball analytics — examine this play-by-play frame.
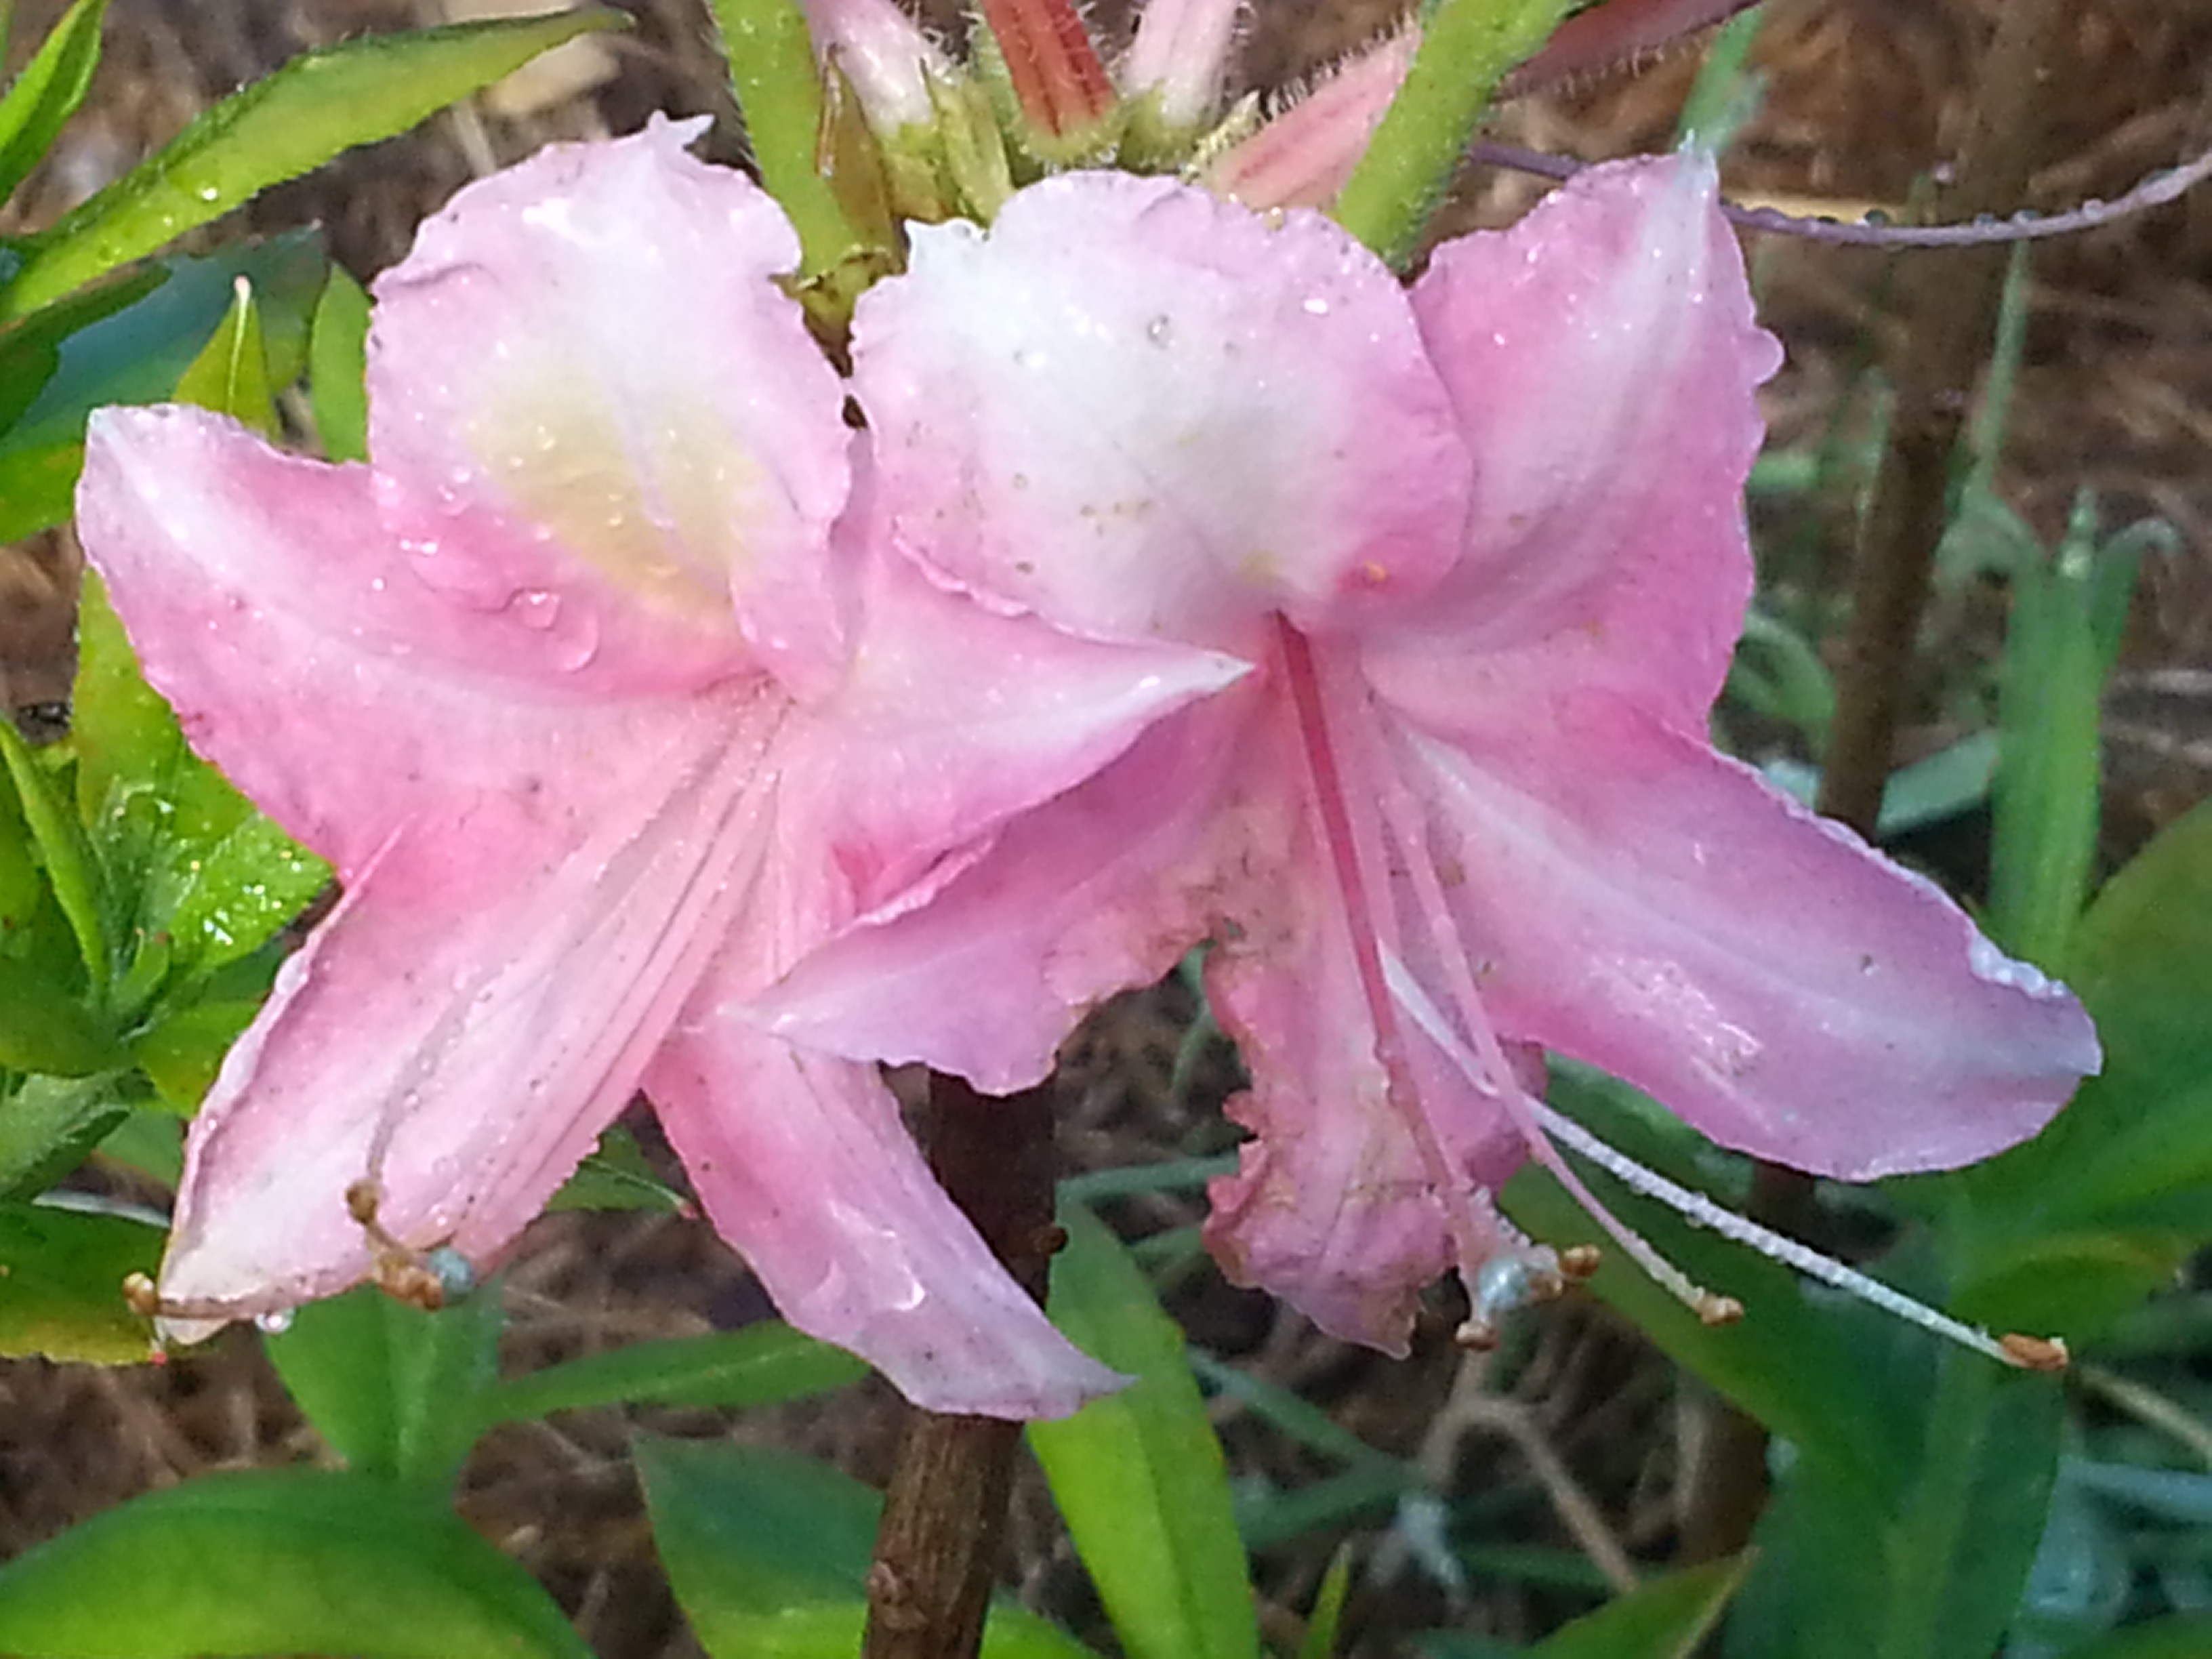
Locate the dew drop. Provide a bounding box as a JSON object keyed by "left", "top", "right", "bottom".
{"left": 1302, "top": 295, "right": 1331, "bottom": 316}
{"left": 1146, "top": 314, "right": 1173, "bottom": 345}
{"left": 196, "top": 184, "right": 222, "bottom": 204}
{"left": 253, "top": 1308, "right": 294, "bottom": 1334}
{"left": 513, "top": 588, "right": 562, "bottom": 631}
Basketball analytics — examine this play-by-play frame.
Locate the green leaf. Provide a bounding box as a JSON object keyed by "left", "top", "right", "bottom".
{"left": 1027, "top": 1205, "right": 1259, "bottom": 1659}
{"left": 307, "top": 260, "right": 369, "bottom": 462}
{"left": 0, "top": 955, "right": 122, "bottom": 1073}
{"left": 0, "top": 716, "right": 106, "bottom": 983}
{"left": 0, "top": 8, "right": 626, "bottom": 319}
{"left": 0, "top": 740, "right": 45, "bottom": 934}
{"left": 265, "top": 1281, "right": 504, "bottom": 1489}
{"left": 708, "top": 0, "right": 901, "bottom": 335}
{"left": 0, "top": 236, "right": 325, "bottom": 540}
{"left": 1725, "top": 1351, "right": 2061, "bottom": 1659}
{"left": 0, "top": 1073, "right": 130, "bottom": 1199}
{"left": 480, "top": 1323, "right": 865, "bottom": 1428}
{"left": 71, "top": 573, "right": 329, "bottom": 996}
{"left": 127, "top": 994, "right": 262, "bottom": 1109}
{"left": 636, "top": 1437, "right": 1093, "bottom": 1659}
{"left": 0, "top": 0, "right": 108, "bottom": 206}
{"left": 0, "top": 1197, "right": 157, "bottom": 1362}
{"left": 0, "top": 1468, "right": 592, "bottom": 1658}
{"left": 546, "top": 1124, "right": 688, "bottom": 1213}
{"left": 1987, "top": 493, "right": 2145, "bottom": 968}
{"left": 1950, "top": 797, "right": 2212, "bottom": 1335}
{"left": 169, "top": 270, "right": 276, "bottom": 434}
{"left": 1530, "top": 1554, "right": 1750, "bottom": 1657}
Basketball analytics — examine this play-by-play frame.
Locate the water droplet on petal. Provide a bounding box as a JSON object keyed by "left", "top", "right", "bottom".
{"left": 513, "top": 589, "right": 562, "bottom": 631}
{"left": 254, "top": 1308, "right": 294, "bottom": 1334}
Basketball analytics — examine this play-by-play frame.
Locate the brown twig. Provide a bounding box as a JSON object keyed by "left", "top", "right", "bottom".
{"left": 861, "top": 1072, "right": 1063, "bottom": 1659}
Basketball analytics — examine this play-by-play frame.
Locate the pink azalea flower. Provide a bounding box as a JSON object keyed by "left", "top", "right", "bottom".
{"left": 752, "top": 155, "right": 2102, "bottom": 1351}
{"left": 75, "top": 119, "right": 1259, "bottom": 1418}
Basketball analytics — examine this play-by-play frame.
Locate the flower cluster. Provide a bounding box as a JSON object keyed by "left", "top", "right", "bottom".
{"left": 77, "top": 1, "right": 2096, "bottom": 1418}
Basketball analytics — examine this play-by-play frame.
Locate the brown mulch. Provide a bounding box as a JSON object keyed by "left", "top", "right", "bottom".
{"left": 3, "top": 1, "right": 2209, "bottom": 1654}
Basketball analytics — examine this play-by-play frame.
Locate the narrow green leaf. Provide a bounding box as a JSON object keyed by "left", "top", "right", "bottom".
{"left": 0, "top": 234, "right": 324, "bottom": 538}
{"left": 0, "top": 0, "right": 108, "bottom": 206}
{"left": 1296, "top": 1544, "right": 1355, "bottom": 1659}
{"left": 266, "top": 1281, "right": 504, "bottom": 1489}
{"left": 1, "top": 8, "right": 625, "bottom": 319}
{"left": 170, "top": 272, "right": 276, "bottom": 434}
{"left": 0, "top": 1197, "right": 156, "bottom": 1362}
{"left": 1988, "top": 493, "right": 2144, "bottom": 968}
{"left": 1531, "top": 1554, "right": 1751, "bottom": 1658}
{"left": 0, "top": 716, "right": 106, "bottom": 982}
{"left": 0, "top": 1468, "right": 592, "bottom": 1658}
{"left": 1027, "top": 1205, "right": 1261, "bottom": 1659}
{"left": 636, "top": 1437, "right": 1090, "bottom": 1659}
{"left": 480, "top": 1323, "right": 865, "bottom": 1428}
{"left": 0, "top": 743, "right": 45, "bottom": 933}
{"left": 307, "top": 260, "right": 369, "bottom": 462}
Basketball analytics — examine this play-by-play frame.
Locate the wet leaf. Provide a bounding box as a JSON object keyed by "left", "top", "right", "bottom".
{"left": 0, "top": 234, "right": 323, "bottom": 539}
{"left": 1, "top": 8, "right": 626, "bottom": 317}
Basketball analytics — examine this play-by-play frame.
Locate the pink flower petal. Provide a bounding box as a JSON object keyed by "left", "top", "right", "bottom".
{"left": 158, "top": 685, "right": 787, "bottom": 1326}
{"left": 78, "top": 405, "right": 765, "bottom": 876}
{"left": 852, "top": 171, "right": 1470, "bottom": 655}
{"left": 368, "top": 117, "right": 853, "bottom": 697}
{"left": 753, "top": 695, "right": 1261, "bottom": 1091}
{"left": 1399, "top": 154, "right": 1781, "bottom": 729}
{"left": 1400, "top": 689, "right": 2100, "bottom": 1181}
{"left": 646, "top": 1000, "right": 1123, "bottom": 1419}
{"left": 783, "top": 472, "right": 1250, "bottom": 915}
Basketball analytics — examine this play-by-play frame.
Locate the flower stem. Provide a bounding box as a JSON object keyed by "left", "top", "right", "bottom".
{"left": 1816, "top": 0, "right": 2070, "bottom": 837}
{"left": 861, "top": 1071, "right": 1063, "bottom": 1659}
{"left": 1332, "top": 0, "right": 1574, "bottom": 268}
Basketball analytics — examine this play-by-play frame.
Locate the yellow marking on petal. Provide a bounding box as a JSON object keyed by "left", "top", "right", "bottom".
{"left": 472, "top": 375, "right": 769, "bottom": 614}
